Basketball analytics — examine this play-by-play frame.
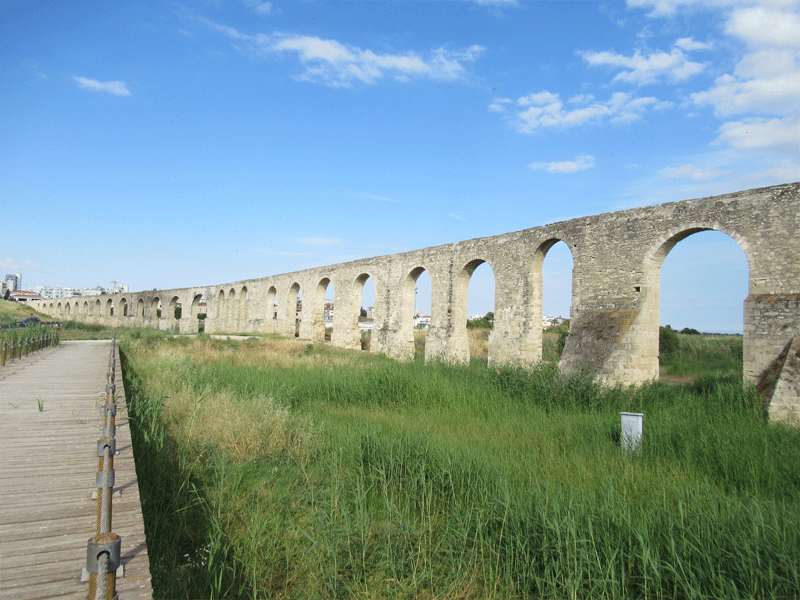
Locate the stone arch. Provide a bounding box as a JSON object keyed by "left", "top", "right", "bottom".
{"left": 266, "top": 286, "right": 278, "bottom": 332}
{"left": 191, "top": 294, "right": 205, "bottom": 333}
{"left": 137, "top": 298, "right": 145, "bottom": 323}
{"left": 120, "top": 298, "right": 128, "bottom": 318}
{"left": 151, "top": 297, "right": 162, "bottom": 327}
{"left": 227, "top": 287, "right": 238, "bottom": 332}
{"left": 398, "top": 266, "right": 431, "bottom": 360}
{"left": 169, "top": 296, "right": 181, "bottom": 331}
{"left": 287, "top": 283, "right": 302, "bottom": 338}
{"left": 216, "top": 289, "right": 226, "bottom": 332}
{"left": 84, "top": 300, "right": 92, "bottom": 317}
{"left": 354, "top": 273, "right": 375, "bottom": 351}
{"left": 531, "top": 238, "right": 576, "bottom": 364}
{"left": 454, "top": 258, "right": 497, "bottom": 364}
{"left": 307, "top": 277, "right": 333, "bottom": 342}
{"left": 239, "top": 285, "right": 249, "bottom": 331}
{"left": 638, "top": 224, "right": 751, "bottom": 381}
{"left": 95, "top": 299, "right": 102, "bottom": 317}
{"left": 106, "top": 298, "right": 114, "bottom": 320}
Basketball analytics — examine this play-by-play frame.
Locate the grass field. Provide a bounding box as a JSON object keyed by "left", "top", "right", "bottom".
{"left": 120, "top": 330, "right": 799, "bottom": 600}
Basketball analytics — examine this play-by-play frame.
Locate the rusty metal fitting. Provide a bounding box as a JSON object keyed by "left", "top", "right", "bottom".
{"left": 103, "top": 404, "right": 117, "bottom": 417}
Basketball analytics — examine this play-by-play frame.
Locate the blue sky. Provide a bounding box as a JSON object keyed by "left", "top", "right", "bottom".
{"left": 2, "top": 0, "right": 797, "bottom": 333}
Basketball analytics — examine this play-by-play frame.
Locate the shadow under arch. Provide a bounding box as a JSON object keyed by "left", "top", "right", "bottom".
{"left": 639, "top": 224, "right": 751, "bottom": 381}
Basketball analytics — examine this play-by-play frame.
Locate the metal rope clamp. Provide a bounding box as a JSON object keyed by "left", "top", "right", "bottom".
{"left": 85, "top": 534, "right": 122, "bottom": 573}
{"left": 103, "top": 404, "right": 118, "bottom": 417}
{"left": 96, "top": 470, "right": 115, "bottom": 488}
{"left": 97, "top": 438, "right": 116, "bottom": 457}
{"left": 106, "top": 383, "right": 116, "bottom": 396}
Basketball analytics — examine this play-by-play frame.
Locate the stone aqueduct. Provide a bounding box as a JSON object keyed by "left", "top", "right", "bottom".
{"left": 32, "top": 183, "right": 800, "bottom": 422}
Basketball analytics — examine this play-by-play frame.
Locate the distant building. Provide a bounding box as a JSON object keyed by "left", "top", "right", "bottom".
{"left": 4, "top": 273, "right": 21, "bottom": 292}
{"left": 9, "top": 290, "right": 44, "bottom": 303}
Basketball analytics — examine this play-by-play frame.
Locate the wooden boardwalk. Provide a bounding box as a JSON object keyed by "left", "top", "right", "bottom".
{"left": 0, "top": 340, "right": 153, "bottom": 600}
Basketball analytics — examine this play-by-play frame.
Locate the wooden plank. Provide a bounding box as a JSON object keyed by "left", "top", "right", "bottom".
{"left": 0, "top": 341, "right": 153, "bottom": 600}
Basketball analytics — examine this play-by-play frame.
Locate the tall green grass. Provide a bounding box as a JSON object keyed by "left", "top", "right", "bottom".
{"left": 122, "top": 336, "right": 800, "bottom": 599}
{"left": 660, "top": 328, "right": 743, "bottom": 377}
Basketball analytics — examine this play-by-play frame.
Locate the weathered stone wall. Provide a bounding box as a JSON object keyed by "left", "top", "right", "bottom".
{"left": 31, "top": 182, "right": 800, "bottom": 422}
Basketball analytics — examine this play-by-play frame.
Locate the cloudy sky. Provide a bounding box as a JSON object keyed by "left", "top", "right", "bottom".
{"left": 2, "top": 0, "right": 797, "bottom": 332}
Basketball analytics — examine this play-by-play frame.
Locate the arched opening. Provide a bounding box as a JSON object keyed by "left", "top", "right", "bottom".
{"left": 191, "top": 294, "right": 206, "bottom": 332}
{"left": 228, "top": 288, "right": 237, "bottom": 332}
{"left": 539, "top": 240, "right": 574, "bottom": 364}
{"left": 288, "top": 283, "right": 302, "bottom": 338}
{"left": 654, "top": 229, "right": 748, "bottom": 381}
{"left": 239, "top": 286, "right": 249, "bottom": 331}
{"left": 120, "top": 298, "right": 128, "bottom": 317}
{"left": 463, "top": 260, "right": 496, "bottom": 364}
{"left": 266, "top": 286, "right": 278, "bottom": 331}
{"left": 152, "top": 297, "right": 162, "bottom": 321}
{"left": 137, "top": 298, "right": 145, "bottom": 323}
{"left": 357, "top": 274, "right": 376, "bottom": 350}
{"left": 315, "top": 278, "right": 334, "bottom": 342}
{"left": 402, "top": 267, "right": 432, "bottom": 359}
{"left": 85, "top": 300, "right": 92, "bottom": 317}
{"left": 169, "top": 296, "right": 181, "bottom": 332}
{"left": 106, "top": 298, "right": 114, "bottom": 317}
{"left": 95, "top": 299, "right": 101, "bottom": 317}
{"left": 217, "top": 290, "right": 226, "bottom": 332}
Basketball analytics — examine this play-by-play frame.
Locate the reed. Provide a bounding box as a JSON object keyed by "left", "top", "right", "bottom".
{"left": 121, "top": 334, "right": 800, "bottom": 599}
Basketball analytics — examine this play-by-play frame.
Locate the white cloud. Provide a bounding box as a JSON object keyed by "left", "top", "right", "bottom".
{"left": 73, "top": 77, "right": 130, "bottom": 96}
{"left": 579, "top": 40, "right": 707, "bottom": 85}
{"left": 529, "top": 155, "right": 596, "bottom": 174}
{"left": 295, "top": 237, "right": 344, "bottom": 246}
{"left": 496, "top": 91, "right": 658, "bottom": 132}
{"left": 264, "top": 34, "right": 484, "bottom": 87}
{"left": 359, "top": 193, "right": 400, "bottom": 203}
{"left": 659, "top": 164, "right": 730, "bottom": 180}
{"left": 449, "top": 213, "right": 467, "bottom": 221}
{"left": 691, "top": 69, "right": 800, "bottom": 117}
{"left": 726, "top": 5, "right": 800, "bottom": 47}
{"left": 200, "top": 17, "right": 484, "bottom": 88}
{"left": 716, "top": 116, "right": 800, "bottom": 154}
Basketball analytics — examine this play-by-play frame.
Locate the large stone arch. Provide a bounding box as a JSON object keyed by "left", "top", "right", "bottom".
{"left": 636, "top": 224, "right": 752, "bottom": 382}
{"left": 266, "top": 286, "right": 278, "bottom": 333}
{"left": 239, "top": 286, "right": 249, "bottom": 332}
{"left": 447, "top": 258, "right": 496, "bottom": 364}
{"left": 285, "top": 282, "right": 302, "bottom": 338}
{"left": 190, "top": 294, "right": 205, "bottom": 334}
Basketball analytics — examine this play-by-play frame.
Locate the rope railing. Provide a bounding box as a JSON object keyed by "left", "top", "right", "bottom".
{"left": 1, "top": 325, "right": 60, "bottom": 366}
{"left": 84, "top": 333, "right": 122, "bottom": 600}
